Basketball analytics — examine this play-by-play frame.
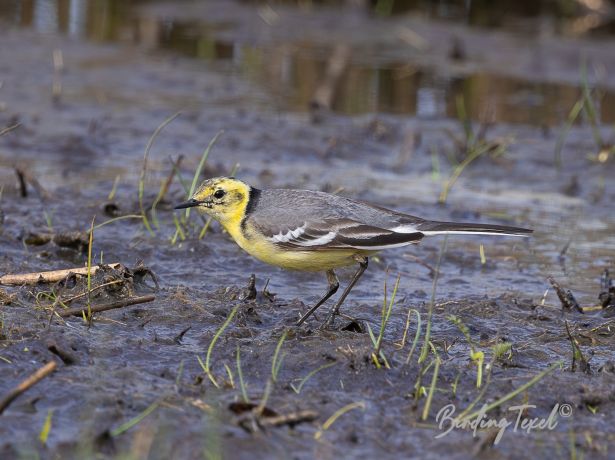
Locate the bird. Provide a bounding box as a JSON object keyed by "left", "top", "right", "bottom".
{"left": 175, "top": 177, "right": 532, "bottom": 327}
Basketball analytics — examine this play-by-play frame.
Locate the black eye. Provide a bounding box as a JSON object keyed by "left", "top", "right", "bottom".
{"left": 213, "top": 189, "right": 226, "bottom": 199}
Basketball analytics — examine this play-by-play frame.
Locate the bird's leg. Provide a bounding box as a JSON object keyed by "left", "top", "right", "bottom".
{"left": 296, "top": 270, "right": 339, "bottom": 326}
{"left": 322, "top": 256, "right": 368, "bottom": 328}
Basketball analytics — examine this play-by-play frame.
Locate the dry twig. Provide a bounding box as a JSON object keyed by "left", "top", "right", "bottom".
{"left": 0, "top": 361, "right": 57, "bottom": 415}
{"left": 57, "top": 294, "right": 155, "bottom": 318}
{"left": 0, "top": 263, "right": 121, "bottom": 285}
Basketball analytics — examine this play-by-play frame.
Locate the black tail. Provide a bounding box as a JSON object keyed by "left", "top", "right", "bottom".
{"left": 416, "top": 221, "right": 532, "bottom": 237}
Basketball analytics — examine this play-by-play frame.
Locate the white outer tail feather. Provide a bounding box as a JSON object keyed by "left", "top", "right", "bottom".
{"left": 420, "top": 230, "right": 531, "bottom": 237}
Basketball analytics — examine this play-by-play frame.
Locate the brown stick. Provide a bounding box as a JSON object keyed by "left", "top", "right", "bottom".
{"left": 547, "top": 276, "right": 583, "bottom": 313}
{"left": 14, "top": 168, "right": 28, "bottom": 197}
{"left": 14, "top": 167, "right": 49, "bottom": 200}
{"left": 0, "top": 361, "right": 57, "bottom": 415}
{"left": 0, "top": 122, "right": 21, "bottom": 137}
{"left": 0, "top": 263, "right": 121, "bottom": 286}
{"left": 57, "top": 294, "right": 155, "bottom": 318}
{"left": 259, "top": 410, "right": 319, "bottom": 427}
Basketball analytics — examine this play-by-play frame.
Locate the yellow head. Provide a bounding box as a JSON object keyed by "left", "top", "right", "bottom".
{"left": 174, "top": 177, "right": 251, "bottom": 227}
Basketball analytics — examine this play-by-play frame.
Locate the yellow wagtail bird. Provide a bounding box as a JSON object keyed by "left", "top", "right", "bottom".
{"left": 175, "top": 177, "right": 532, "bottom": 327}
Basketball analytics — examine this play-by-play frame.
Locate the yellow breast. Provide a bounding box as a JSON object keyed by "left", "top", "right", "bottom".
{"left": 222, "top": 220, "right": 363, "bottom": 271}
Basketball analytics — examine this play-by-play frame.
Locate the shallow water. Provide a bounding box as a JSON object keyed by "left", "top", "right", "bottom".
{"left": 3, "top": 0, "right": 615, "bottom": 124}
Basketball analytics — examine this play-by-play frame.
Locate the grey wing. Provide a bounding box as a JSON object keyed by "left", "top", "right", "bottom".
{"left": 247, "top": 189, "right": 426, "bottom": 250}
{"left": 251, "top": 216, "right": 424, "bottom": 251}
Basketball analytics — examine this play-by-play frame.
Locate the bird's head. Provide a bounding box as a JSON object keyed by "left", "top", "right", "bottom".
{"left": 175, "top": 177, "right": 252, "bottom": 225}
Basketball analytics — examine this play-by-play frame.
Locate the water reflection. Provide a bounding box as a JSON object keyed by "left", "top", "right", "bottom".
{"left": 2, "top": 0, "right": 614, "bottom": 124}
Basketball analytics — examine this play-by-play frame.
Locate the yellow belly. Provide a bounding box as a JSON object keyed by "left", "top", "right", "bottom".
{"left": 223, "top": 221, "right": 371, "bottom": 271}
{"left": 249, "top": 244, "right": 361, "bottom": 271}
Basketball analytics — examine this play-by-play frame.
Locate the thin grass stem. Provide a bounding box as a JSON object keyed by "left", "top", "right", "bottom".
{"left": 314, "top": 401, "right": 366, "bottom": 440}
{"left": 271, "top": 330, "right": 288, "bottom": 382}
{"left": 110, "top": 400, "right": 160, "bottom": 437}
{"left": 139, "top": 112, "right": 181, "bottom": 235}
{"left": 236, "top": 345, "right": 249, "bottom": 402}
{"left": 419, "top": 236, "right": 448, "bottom": 363}
{"left": 554, "top": 99, "right": 584, "bottom": 168}
{"left": 198, "top": 305, "right": 239, "bottom": 388}
{"left": 93, "top": 215, "right": 142, "bottom": 231}
{"left": 185, "top": 130, "right": 224, "bottom": 220}
{"left": 421, "top": 356, "right": 441, "bottom": 420}
{"left": 290, "top": 362, "right": 336, "bottom": 394}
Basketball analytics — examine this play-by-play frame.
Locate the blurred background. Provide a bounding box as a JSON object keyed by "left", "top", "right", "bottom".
{"left": 2, "top": 0, "right": 615, "bottom": 124}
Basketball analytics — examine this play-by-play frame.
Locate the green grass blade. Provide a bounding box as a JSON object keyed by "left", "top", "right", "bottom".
{"left": 199, "top": 305, "right": 239, "bottom": 388}
{"left": 271, "top": 330, "right": 288, "bottom": 382}
{"left": 39, "top": 410, "right": 53, "bottom": 444}
{"left": 314, "top": 401, "right": 366, "bottom": 440}
{"left": 185, "top": 130, "right": 224, "bottom": 220}
{"left": 554, "top": 99, "right": 584, "bottom": 168}
{"left": 139, "top": 112, "right": 181, "bottom": 235}
{"left": 439, "top": 142, "right": 493, "bottom": 204}
{"left": 421, "top": 357, "right": 440, "bottom": 420}
{"left": 405, "top": 310, "right": 422, "bottom": 365}
{"left": 291, "top": 362, "right": 336, "bottom": 394}
{"left": 236, "top": 345, "right": 249, "bottom": 402}
{"left": 419, "top": 236, "right": 448, "bottom": 363}
{"left": 110, "top": 400, "right": 160, "bottom": 437}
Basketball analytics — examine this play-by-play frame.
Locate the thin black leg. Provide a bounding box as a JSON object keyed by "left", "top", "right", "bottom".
{"left": 322, "top": 256, "right": 368, "bottom": 328}
{"left": 296, "top": 270, "right": 339, "bottom": 326}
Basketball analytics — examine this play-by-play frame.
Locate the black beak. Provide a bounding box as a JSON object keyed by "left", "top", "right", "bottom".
{"left": 174, "top": 199, "right": 202, "bottom": 210}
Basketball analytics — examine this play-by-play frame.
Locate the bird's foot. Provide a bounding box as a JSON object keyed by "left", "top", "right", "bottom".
{"left": 317, "top": 320, "right": 333, "bottom": 331}
{"left": 319, "top": 305, "right": 343, "bottom": 330}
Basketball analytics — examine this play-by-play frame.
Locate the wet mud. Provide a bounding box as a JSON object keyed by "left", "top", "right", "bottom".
{"left": 1, "top": 1, "right": 615, "bottom": 459}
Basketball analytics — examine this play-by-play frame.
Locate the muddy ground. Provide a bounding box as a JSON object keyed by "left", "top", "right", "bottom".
{"left": 1, "top": 1, "right": 615, "bottom": 459}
